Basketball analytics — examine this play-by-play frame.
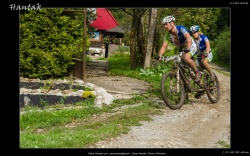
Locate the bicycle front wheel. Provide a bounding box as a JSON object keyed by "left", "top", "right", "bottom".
{"left": 205, "top": 71, "right": 220, "bottom": 103}
{"left": 160, "top": 71, "right": 185, "bottom": 110}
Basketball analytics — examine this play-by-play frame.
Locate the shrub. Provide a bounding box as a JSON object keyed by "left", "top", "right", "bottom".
{"left": 213, "top": 26, "right": 230, "bottom": 65}
{"left": 20, "top": 8, "right": 91, "bottom": 79}
{"left": 117, "top": 45, "right": 130, "bottom": 53}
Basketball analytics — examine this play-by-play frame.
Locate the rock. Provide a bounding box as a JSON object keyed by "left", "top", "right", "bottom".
{"left": 20, "top": 78, "right": 115, "bottom": 108}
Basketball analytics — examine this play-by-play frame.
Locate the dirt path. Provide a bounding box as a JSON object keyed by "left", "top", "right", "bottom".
{"left": 85, "top": 65, "right": 231, "bottom": 148}
{"left": 86, "top": 76, "right": 151, "bottom": 100}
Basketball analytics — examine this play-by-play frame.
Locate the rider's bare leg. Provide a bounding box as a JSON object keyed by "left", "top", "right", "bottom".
{"left": 183, "top": 52, "right": 198, "bottom": 72}
{"left": 201, "top": 58, "right": 212, "bottom": 74}
{"left": 201, "top": 58, "right": 215, "bottom": 81}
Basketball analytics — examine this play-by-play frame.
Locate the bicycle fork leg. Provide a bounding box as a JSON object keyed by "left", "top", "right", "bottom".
{"left": 169, "top": 67, "right": 180, "bottom": 93}
{"left": 176, "top": 67, "right": 180, "bottom": 92}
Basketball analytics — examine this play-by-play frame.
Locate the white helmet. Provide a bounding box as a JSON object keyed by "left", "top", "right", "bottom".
{"left": 162, "top": 16, "right": 175, "bottom": 24}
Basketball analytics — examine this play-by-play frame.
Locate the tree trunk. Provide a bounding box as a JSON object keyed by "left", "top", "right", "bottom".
{"left": 137, "top": 14, "right": 145, "bottom": 66}
{"left": 144, "top": 8, "right": 158, "bottom": 69}
{"left": 129, "top": 9, "right": 147, "bottom": 69}
{"left": 129, "top": 10, "right": 138, "bottom": 69}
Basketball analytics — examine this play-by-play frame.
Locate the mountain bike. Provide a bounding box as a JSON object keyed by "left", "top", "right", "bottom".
{"left": 158, "top": 51, "right": 220, "bottom": 110}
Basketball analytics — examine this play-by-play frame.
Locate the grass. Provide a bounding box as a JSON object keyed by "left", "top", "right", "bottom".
{"left": 20, "top": 95, "right": 164, "bottom": 148}
{"left": 215, "top": 69, "right": 230, "bottom": 77}
{"left": 217, "top": 140, "right": 230, "bottom": 148}
{"left": 212, "top": 60, "right": 230, "bottom": 72}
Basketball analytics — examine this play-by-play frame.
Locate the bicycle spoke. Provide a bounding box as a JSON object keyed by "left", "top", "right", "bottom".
{"left": 162, "top": 73, "right": 184, "bottom": 106}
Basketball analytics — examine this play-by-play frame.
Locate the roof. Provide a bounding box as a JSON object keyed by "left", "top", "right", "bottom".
{"left": 90, "top": 8, "right": 119, "bottom": 30}
{"left": 105, "top": 26, "right": 125, "bottom": 38}
{"left": 106, "top": 26, "right": 125, "bottom": 34}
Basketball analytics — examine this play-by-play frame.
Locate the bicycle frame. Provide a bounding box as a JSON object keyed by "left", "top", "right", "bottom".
{"left": 161, "top": 51, "right": 205, "bottom": 93}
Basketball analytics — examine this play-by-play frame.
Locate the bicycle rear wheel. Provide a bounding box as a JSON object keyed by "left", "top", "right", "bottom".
{"left": 160, "top": 71, "right": 185, "bottom": 109}
{"left": 204, "top": 71, "right": 220, "bottom": 103}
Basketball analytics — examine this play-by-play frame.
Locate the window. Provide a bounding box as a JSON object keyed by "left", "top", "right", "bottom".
{"left": 91, "top": 31, "right": 100, "bottom": 41}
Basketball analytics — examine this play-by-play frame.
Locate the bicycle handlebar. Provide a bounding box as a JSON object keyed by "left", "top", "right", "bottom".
{"left": 156, "top": 51, "right": 183, "bottom": 63}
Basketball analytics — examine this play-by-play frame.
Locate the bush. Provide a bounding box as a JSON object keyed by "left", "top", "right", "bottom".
{"left": 20, "top": 9, "right": 90, "bottom": 79}
{"left": 117, "top": 45, "right": 130, "bottom": 52}
{"left": 213, "top": 27, "right": 230, "bottom": 65}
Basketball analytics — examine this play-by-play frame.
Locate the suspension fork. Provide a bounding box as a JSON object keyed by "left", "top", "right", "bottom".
{"left": 170, "top": 65, "right": 180, "bottom": 92}
{"left": 175, "top": 64, "right": 187, "bottom": 92}
{"left": 176, "top": 65, "right": 180, "bottom": 92}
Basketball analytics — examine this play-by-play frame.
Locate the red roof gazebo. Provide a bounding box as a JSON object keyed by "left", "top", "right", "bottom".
{"left": 89, "top": 8, "right": 125, "bottom": 57}
{"left": 90, "top": 8, "right": 124, "bottom": 40}
{"left": 90, "top": 8, "right": 119, "bottom": 30}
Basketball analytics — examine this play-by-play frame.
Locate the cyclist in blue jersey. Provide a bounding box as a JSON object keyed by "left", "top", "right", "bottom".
{"left": 158, "top": 16, "right": 201, "bottom": 82}
{"left": 189, "top": 25, "right": 215, "bottom": 82}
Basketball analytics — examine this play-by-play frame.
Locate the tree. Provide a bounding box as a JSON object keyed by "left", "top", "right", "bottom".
{"left": 144, "top": 8, "right": 158, "bottom": 69}
{"left": 118, "top": 8, "right": 147, "bottom": 69}
{"left": 215, "top": 8, "right": 230, "bottom": 31}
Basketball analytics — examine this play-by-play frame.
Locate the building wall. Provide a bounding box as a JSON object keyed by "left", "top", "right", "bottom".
{"left": 90, "top": 30, "right": 105, "bottom": 49}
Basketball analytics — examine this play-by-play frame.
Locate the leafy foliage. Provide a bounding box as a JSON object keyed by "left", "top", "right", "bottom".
{"left": 213, "top": 26, "right": 230, "bottom": 65}
{"left": 158, "top": 8, "right": 221, "bottom": 41}
{"left": 20, "top": 8, "right": 91, "bottom": 79}
{"left": 139, "top": 68, "right": 155, "bottom": 76}
{"left": 114, "top": 45, "right": 130, "bottom": 53}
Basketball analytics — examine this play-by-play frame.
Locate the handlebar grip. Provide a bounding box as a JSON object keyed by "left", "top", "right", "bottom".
{"left": 155, "top": 56, "right": 160, "bottom": 60}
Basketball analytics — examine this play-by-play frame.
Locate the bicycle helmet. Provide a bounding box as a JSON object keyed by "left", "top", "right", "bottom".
{"left": 190, "top": 25, "right": 201, "bottom": 33}
{"left": 162, "top": 16, "right": 175, "bottom": 24}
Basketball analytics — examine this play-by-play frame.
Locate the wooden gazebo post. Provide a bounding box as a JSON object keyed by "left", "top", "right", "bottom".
{"left": 83, "top": 9, "right": 87, "bottom": 81}
{"left": 64, "top": 9, "right": 87, "bottom": 81}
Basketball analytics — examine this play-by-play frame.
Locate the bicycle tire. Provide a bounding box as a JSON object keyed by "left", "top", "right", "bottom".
{"left": 160, "top": 71, "right": 185, "bottom": 110}
{"left": 205, "top": 71, "right": 220, "bottom": 103}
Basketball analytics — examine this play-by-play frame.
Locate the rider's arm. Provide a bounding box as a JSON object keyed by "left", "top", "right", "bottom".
{"left": 205, "top": 39, "right": 211, "bottom": 53}
{"left": 184, "top": 32, "right": 192, "bottom": 50}
{"left": 159, "top": 41, "right": 168, "bottom": 57}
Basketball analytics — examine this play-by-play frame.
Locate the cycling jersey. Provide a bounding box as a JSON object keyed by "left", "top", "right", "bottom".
{"left": 193, "top": 34, "right": 213, "bottom": 62}
{"left": 164, "top": 25, "right": 189, "bottom": 46}
{"left": 194, "top": 34, "right": 211, "bottom": 52}
{"left": 163, "top": 25, "right": 197, "bottom": 57}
